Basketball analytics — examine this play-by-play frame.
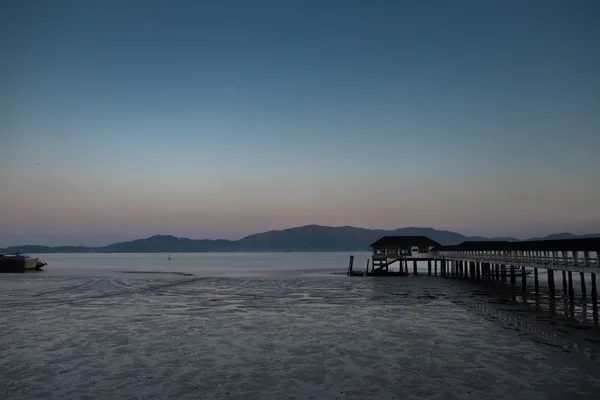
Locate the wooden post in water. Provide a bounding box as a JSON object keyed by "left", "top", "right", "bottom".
{"left": 562, "top": 271, "right": 567, "bottom": 294}
{"left": 548, "top": 269, "right": 555, "bottom": 295}
{"left": 413, "top": 260, "right": 418, "bottom": 276}
{"left": 510, "top": 265, "right": 516, "bottom": 287}
{"left": 404, "top": 259, "right": 409, "bottom": 275}
{"left": 434, "top": 260, "right": 438, "bottom": 276}
{"left": 534, "top": 268, "right": 539, "bottom": 293}
{"left": 365, "top": 259, "right": 370, "bottom": 275}
{"left": 495, "top": 264, "right": 500, "bottom": 281}
{"left": 591, "top": 273, "right": 598, "bottom": 316}
{"left": 580, "top": 272, "right": 587, "bottom": 297}
{"left": 427, "top": 260, "right": 432, "bottom": 276}
{"left": 521, "top": 266, "right": 527, "bottom": 290}
{"left": 501, "top": 265, "right": 507, "bottom": 283}
{"left": 568, "top": 271, "right": 574, "bottom": 301}
{"left": 347, "top": 255, "right": 354, "bottom": 276}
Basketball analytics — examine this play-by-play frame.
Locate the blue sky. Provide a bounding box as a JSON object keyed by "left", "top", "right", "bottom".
{"left": 1, "top": 0, "right": 599, "bottom": 246}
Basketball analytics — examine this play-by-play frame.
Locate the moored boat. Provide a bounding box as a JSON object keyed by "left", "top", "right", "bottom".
{"left": 0, "top": 253, "right": 47, "bottom": 273}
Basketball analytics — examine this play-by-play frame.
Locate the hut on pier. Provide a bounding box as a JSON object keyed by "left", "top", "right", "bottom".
{"left": 369, "top": 236, "right": 440, "bottom": 275}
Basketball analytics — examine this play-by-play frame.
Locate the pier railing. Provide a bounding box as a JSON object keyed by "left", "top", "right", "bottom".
{"left": 433, "top": 251, "right": 600, "bottom": 271}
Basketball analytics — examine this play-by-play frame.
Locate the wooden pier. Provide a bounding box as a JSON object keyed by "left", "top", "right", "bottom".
{"left": 348, "top": 236, "right": 600, "bottom": 315}
{"left": 432, "top": 239, "right": 600, "bottom": 304}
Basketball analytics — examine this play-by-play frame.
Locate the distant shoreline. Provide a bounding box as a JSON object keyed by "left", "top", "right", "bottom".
{"left": 8, "top": 250, "right": 371, "bottom": 255}
{"left": 2, "top": 225, "right": 599, "bottom": 255}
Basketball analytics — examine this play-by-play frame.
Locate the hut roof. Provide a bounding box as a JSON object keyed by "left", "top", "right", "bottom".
{"left": 370, "top": 236, "right": 441, "bottom": 248}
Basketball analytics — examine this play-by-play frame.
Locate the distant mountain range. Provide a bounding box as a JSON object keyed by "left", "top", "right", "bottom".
{"left": 1, "top": 225, "right": 599, "bottom": 254}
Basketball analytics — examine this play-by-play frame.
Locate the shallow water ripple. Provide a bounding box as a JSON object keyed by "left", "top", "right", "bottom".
{"left": 1, "top": 273, "right": 600, "bottom": 399}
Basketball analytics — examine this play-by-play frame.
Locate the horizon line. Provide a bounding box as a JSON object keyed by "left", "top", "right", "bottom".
{"left": 2, "top": 224, "right": 598, "bottom": 248}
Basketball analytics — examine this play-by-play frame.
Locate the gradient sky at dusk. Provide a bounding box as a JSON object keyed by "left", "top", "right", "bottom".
{"left": 1, "top": 0, "right": 599, "bottom": 246}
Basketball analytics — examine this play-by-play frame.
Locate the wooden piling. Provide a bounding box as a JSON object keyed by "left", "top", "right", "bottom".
{"left": 434, "top": 260, "right": 438, "bottom": 276}
{"left": 347, "top": 255, "right": 354, "bottom": 276}
{"left": 476, "top": 262, "right": 481, "bottom": 281}
{"left": 548, "top": 269, "right": 555, "bottom": 294}
{"left": 592, "top": 273, "right": 598, "bottom": 315}
{"left": 521, "top": 266, "right": 527, "bottom": 289}
{"left": 469, "top": 262, "right": 474, "bottom": 280}
{"left": 580, "top": 272, "right": 586, "bottom": 297}
{"left": 562, "top": 271, "right": 567, "bottom": 294}
{"left": 568, "top": 271, "right": 574, "bottom": 301}
{"left": 501, "top": 265, "right": 507, "bottom": 283}
{"left": 366, "top": 259, "right": 370, "bottom": 274}
{"left": 427, "top": 260, "right": 432, "bottom": 276}
{"left": 510, "top": 265, "right": 516, "bottom": 287}
{"left": 413, "top": 260, "right": 418, "bottom": 276}
{"left": 534, "top": 268, "right": 539, "bottom": 293}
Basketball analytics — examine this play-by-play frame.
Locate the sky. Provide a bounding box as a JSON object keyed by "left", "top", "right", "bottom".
{"left": 1, "top": 0, "right": 599, "bottom": 246}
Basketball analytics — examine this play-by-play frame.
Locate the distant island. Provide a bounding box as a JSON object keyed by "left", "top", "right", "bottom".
{"left": 1, "top": 225, "right": 599, "bottom": 254}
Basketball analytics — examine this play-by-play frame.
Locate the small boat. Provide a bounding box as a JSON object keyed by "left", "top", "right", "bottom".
{"left": 0, "top": 253, "right": 46, "bottom": 272}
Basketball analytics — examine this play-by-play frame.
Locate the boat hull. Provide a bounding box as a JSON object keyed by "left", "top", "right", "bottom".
{"left": 0, "top": 256, "right": 44, "bottom": 273}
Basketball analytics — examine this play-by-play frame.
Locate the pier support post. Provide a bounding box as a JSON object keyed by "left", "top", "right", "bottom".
{"left": 510, "top": 265, "right": 516, "bottom": 287}
{"left": 562, "top": 271, "right": 567, "bottom": 294}
{"left": 592, "top": 273, "right": 598, "bottom": 316}
{"left": 434, "top": 260, "right": 438, "bottom": 276}
{"left": 580, "top": 272, "right": 586, "bottom": 297}
{"left": 521, "top": 266, "right": 527, "bottom": 290}
{"left": 428, "top": 260, "right": 432, "bottom": 276}
{"left": 501, "top": 265, "right": 507, "bottom": 283}
{"left": 548, "top": 269, "right": 555, "bottom": 295}
{"left": 476, "top": 262, "right": 481, "bottom": 281}
{"left": 534, "top": 268, "right": 539, "bottom": 293}
{"left": 495, "top": 264, "right": 500, "bottom": 281}
{"left": 568, "top": 272, "right": 574, "bottom": 301}
{"left": 404, "top": 259, "right": 408, "bottom": 275}
{"left": 413, "top": 260, "right": 418, "bottom": 276}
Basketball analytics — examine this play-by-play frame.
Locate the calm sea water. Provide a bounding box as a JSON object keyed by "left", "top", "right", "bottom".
{"left": 1, "top": 253, "right": 600, "bottom": 399}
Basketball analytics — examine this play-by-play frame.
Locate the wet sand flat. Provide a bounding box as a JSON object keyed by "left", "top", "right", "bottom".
{"left": 1, "top": 272, "right": 600, "bottom": 399}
